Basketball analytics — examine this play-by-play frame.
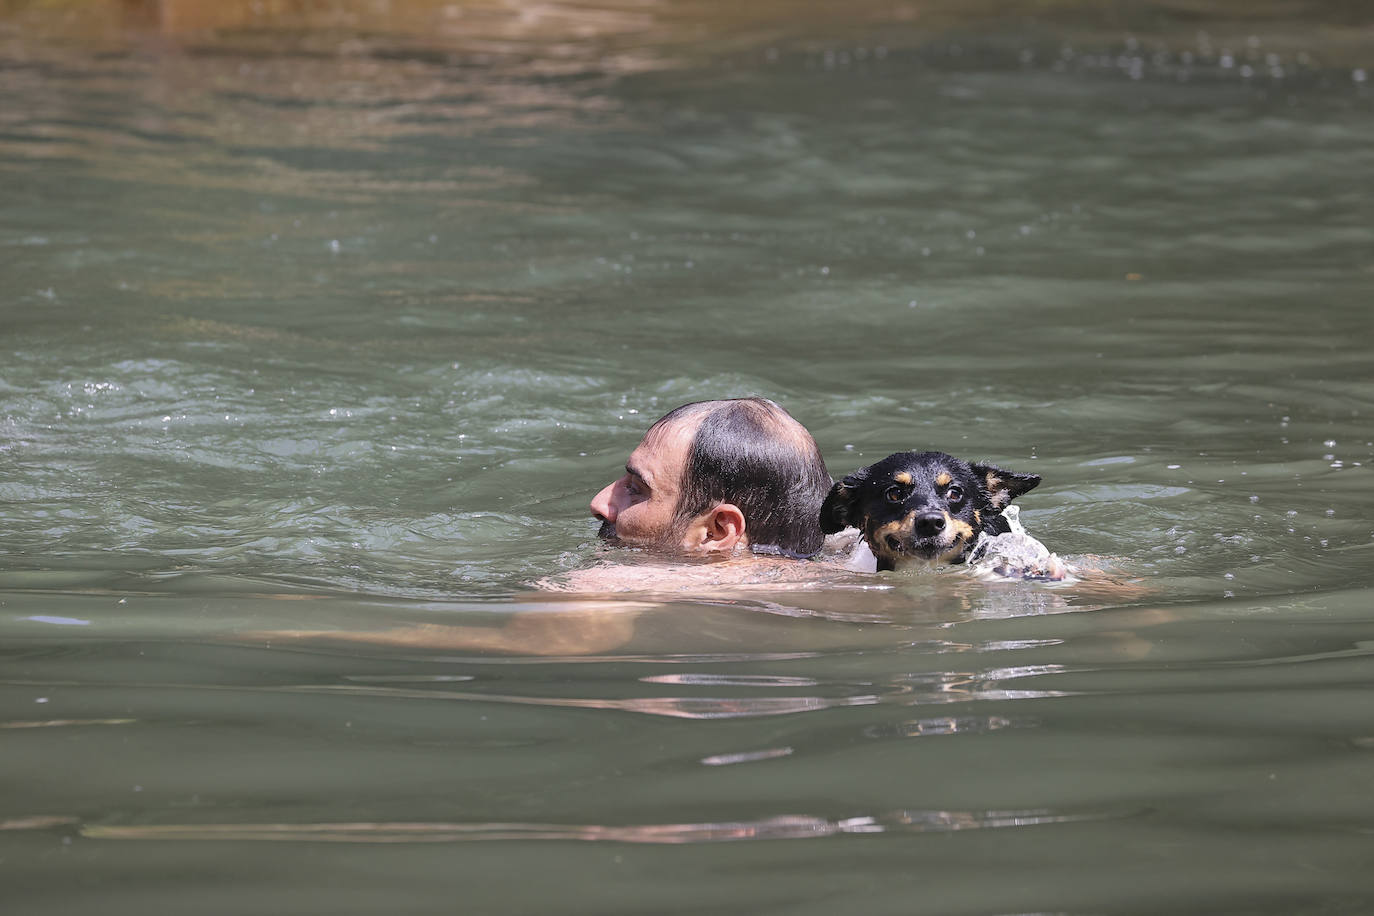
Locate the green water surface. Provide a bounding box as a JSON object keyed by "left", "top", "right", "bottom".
{"left": 2, "top": 2, "right": 1374, "bottom": 913}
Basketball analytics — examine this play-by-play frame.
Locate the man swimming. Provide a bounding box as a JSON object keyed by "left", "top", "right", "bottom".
{"left": 589, "top": 397, "right": 833, "bottom": 559}
{"left": 242, "top": 397, "right": 849, "bottom": 654}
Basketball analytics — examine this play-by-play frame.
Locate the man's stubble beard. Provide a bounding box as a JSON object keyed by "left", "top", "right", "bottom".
{"left": 596, "top": 515, "right": 690, "bottom": 553}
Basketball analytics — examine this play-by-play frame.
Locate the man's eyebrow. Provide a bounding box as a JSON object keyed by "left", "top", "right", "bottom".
{"left": 625, "top": 463, "right": 651, "bottom": 487}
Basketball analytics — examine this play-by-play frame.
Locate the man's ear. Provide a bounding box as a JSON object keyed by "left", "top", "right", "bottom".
{"left": 970, "top": 463, "right": 1041, "bottom": 510}
{"left": 819, "top": 469, "right": 868, "bottom": 534}
{"left": 683, "top": 504, "right": 747, "bottom": 553}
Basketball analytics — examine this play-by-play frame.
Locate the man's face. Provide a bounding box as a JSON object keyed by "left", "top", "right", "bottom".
{"left": 590, "top": 420, "right": 694, "bottom": 550}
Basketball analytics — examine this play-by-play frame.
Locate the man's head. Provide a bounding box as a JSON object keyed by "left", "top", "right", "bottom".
{"left": 590, "top": 398, "right": 832, "bottom": 558}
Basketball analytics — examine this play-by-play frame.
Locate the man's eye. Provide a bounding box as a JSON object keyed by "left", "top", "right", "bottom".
{"left": 624, "top": 478, "right": 643, "bottom": 497}
{"left": 884, "top": 486, "right": 907, "bottom": 503}
{"left": 946, "top": 486, "right": 963, "bottom": 503}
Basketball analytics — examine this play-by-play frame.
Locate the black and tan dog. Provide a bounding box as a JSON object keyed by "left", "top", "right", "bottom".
{"left": 820, "top": 451, "right": 1042, "bottom": 571}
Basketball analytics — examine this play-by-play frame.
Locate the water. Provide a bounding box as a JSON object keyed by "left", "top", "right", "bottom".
{"left": 3, "top": 1, "right": 1374, "bottom": 912}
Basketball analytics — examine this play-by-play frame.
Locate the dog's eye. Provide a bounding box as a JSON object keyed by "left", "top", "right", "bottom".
{"left": 945, "top": 486, "right": 963, "bottom": 503}
{"left": 884, "top": 485, "right": 907, "bottom": 503}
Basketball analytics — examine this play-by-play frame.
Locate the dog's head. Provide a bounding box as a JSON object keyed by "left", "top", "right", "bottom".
{"left": 819, "top": 451, "right": 1040, "bottom": 571}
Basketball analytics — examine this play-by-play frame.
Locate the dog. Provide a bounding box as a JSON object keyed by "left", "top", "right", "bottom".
{"left": 820, "top": 451, "right": 1042, "bottom": 572}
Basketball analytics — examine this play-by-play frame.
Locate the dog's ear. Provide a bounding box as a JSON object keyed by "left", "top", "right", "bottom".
{"left": 970, "top": 463, "right": 1040, "bottom": 511}
{"left": 819, "top": 468, "right": 869, "bottom": 534}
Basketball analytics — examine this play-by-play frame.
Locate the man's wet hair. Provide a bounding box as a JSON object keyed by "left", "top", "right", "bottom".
{"left": 649, "top": 397, "right": 833, "bottom": 558}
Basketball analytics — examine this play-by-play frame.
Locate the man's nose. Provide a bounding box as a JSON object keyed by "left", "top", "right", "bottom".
{"left": 590, "top": 480, "right": 619, "bottom": 521}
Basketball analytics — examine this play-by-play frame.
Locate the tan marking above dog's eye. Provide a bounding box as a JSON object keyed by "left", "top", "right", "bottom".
{"left": 934, "top": 472, "right": 952, "bottom": 487}
{"left": 893, "top": 471, "right": 913, "bottom": 485}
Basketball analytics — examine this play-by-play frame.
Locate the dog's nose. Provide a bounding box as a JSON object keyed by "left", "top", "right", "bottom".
{"left": 914, "top": 512, "right": 946, "bottom": 538}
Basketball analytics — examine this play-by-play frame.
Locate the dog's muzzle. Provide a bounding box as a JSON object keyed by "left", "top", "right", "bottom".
{"left": 878, "top": 511, "right": 965, "bottom": 562}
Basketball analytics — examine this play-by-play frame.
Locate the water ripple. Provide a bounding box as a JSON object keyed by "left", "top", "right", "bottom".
{"left": 78, "top": 807, "right": 1131, "bottom": 845}
{"left": 282, "top": 684, "right": 882, "bottom": 720}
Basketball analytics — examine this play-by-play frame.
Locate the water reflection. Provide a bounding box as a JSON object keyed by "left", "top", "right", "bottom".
{"left": 699, "top": 745, "right": 793, "bottom": 766}
{"left": 0, "top": 717, "right": 138, "bottom": 728}
{"left": 278, "top": 681, "right": 885, "bottom": 719}
{"left": 864, "top": 714, "right": 1031, "bottom": 739}
{"left": 78, "top": 806, "right": 1129, "bottom": 844}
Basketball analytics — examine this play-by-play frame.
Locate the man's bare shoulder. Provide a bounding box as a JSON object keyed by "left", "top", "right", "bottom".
{"left": 539, "top": 533, "right": 874, "bottom": 594}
